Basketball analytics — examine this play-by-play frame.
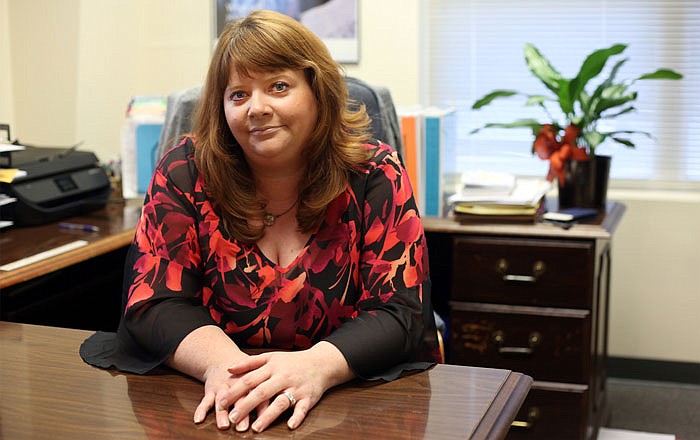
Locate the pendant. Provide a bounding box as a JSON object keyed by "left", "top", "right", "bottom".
{"left": 263, "top": 213, "right": 276, "bottom": 226}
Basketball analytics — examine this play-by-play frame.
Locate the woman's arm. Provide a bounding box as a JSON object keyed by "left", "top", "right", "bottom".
{"left": 118, "top": 139, "right": 215, "bottom": 370}
{"left": 324, "top": 143, "right": 439, "bottom": 379}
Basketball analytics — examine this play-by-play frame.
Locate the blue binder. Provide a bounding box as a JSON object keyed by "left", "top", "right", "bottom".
{"left": 135, "top": 123, "right": 163, "bottom": 194}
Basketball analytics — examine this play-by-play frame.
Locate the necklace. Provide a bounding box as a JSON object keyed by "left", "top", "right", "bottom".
{"left": 263, "top": 200, "right": 298, "bottom": 227}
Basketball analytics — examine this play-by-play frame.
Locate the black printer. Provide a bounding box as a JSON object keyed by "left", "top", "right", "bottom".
{"left": 1, "top": 146, "right": 111, "bottom": 226}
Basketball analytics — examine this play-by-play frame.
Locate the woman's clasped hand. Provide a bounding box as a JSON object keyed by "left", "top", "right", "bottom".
{"left": 196, "top": 342, "right": 353, "bottom": 432}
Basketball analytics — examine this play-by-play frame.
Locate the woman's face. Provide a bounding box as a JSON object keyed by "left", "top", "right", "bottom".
{"left": 223, "top": 67, "right": 319, "bottom": 169}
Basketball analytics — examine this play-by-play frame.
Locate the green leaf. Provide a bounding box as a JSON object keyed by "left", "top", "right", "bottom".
{"left": 596, "top": 92, "right": 637, "bottom": 116}
{"left": 603, "top": 106, "right": 636, "bottom": 119}
{"left": 583, "top": 130, "right": 606, "bottom": 150}
{"left": 524, "top": 43, "right": 563, "bottom": 95}
{"left": 605, "top": 129, "right": 653, "bottom": 139}
{"left": 569, "top": 44, "right": 627, "bottom": 111}
{"left": 637, "top": 69, "right": 683, "bottom": 80}
{"left": 587, "top": 58, "right": 628, "bottom": 116}
{"left": 570, "top": 115, "right": 584, "bottom": 126}
{"left": 472, "top": 90, "right": 519, "bottom": 109}
{"left": 557, "top": 78, "right": 575, "bottom": 115}
{"left": 601, "top": 83, "right": 630, "bottom": 99}
{"left": 610, "top": 137, "right": 636, "bottom": 148}
{"left": 470, "top": 119, "right": 542, "bottom": 135}
{"left": 525, "top": 95, "right": 551, "bottom": 106}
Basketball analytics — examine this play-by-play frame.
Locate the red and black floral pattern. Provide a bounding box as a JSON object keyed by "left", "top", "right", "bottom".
{"left": 114, "top": 137, "right": 438, "bottom": 377}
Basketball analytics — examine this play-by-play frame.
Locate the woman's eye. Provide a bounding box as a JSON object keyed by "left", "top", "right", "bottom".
{"left": 272, "top": 82, "right": 289, "bottom": 93}
{"left": 229, "top": 91, "right": 246, "bottom": 101}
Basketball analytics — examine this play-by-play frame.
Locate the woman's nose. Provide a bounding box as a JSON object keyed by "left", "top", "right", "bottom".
{"left": 247, "top": 92, "right": 271, "bottom": 118}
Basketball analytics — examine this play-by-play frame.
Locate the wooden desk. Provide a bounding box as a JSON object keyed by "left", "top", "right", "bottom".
{"left": 0, "top": 322, "right": 532, "bottom": 439}
{"left": 0, "top": 201, "right": 140, "bottom": 330}
{"left": 0, "top": 200, "right": 141, "bottom": 289}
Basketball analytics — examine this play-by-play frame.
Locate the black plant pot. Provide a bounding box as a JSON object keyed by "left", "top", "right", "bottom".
{"left": 558, "top": 155, "right": 611, "bottom": 210}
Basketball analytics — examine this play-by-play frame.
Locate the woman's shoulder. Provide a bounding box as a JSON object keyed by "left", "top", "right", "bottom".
{"left": 348, "top": 141, "right": 404, "bottom": 193}
{"left": 159, "top": 136, "right": 196, "bottom": 164}
{"left": 155, "top": 136, "right": 200, "bottom": 189}
{"left": 364, "top": 140, "right": 403, "bottom": 170}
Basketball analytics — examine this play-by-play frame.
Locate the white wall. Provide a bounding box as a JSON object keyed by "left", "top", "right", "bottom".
{"left": 608, "top": 190, "right": 700, "bottom": 363}
{"left": 5, "top": 0, "right": 80, "bottom": 145}
{"left": 3, "top": 0, "right": 211, "bottom": 161}
{"left": 2, "top": 0, "right": 698, "bottom": 365}
{"left": 0, "top": 0, "right": 14, "bottom": 133}
{"left": 74, "top": 0, "right": 212, "bottom": 163}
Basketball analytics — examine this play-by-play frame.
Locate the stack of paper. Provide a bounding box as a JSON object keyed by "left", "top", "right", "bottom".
{"left": 1, "top": 143, "right": 25, "bottom": 229}
{"left": 0, "top": 193, "right": 16, "bottom": 229}
{"left": 458, "top": 170, "right": 516, "bottom": 197}
{"left": 448, "top": 177, "right": 550, "bottom": 223}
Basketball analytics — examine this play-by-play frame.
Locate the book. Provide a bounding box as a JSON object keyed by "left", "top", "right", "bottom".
{"left": 398, "top": 108, "right": 424, "bottom": 210}
{"left": 453, "top": 197, "right": 546, "bottom": 224}
{"left": 422, "top": 106, "right": 457, "bottom": 216}
{"left": 454, "top": 203, "right": 541, "bottom": 216}
{"left": 120, "top": 96, "right": 166, "bottom": 198}
{"left": 135, "top": 123, "right": 163, "bottom": 194}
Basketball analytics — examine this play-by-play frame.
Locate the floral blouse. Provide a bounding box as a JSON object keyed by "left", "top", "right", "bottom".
{"left": 80, "top": 137, "right": 439, "bottom": 380}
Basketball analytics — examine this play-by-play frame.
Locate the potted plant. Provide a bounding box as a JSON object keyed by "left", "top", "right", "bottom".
{"left": 470, "top": 43, "right": 682, "bottom": 209}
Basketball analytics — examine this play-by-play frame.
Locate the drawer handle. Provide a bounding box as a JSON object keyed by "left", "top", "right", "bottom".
{"left": 496, "top": 258, "right": 546, "bottom": 283}
{"left": 492, "top": 330, "right": 541, "bottom": 356}
{"left": 511, "top": 406, "right": 540, "bottom": 430}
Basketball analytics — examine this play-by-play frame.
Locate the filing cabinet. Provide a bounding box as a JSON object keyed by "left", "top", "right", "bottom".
{"left": 423, "top": 201, "right": 624, "bottom": 440}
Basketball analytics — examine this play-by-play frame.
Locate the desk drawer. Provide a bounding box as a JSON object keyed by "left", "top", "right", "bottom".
{"left": 449, "top": 303, "right": 590, "bottom": 384}
{"left": 451, "top": 236, "right": 594, "bottom": 308}
{"left": 507, "top": 384, "right": 588, "bottom": 440}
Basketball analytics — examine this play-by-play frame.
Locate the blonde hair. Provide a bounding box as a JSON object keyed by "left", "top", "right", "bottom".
{"left": 193, "top": 10, "right": 372, "bottom": 242}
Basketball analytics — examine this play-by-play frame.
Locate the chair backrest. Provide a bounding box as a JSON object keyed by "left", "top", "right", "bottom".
{"left": 156, "top": 77, "right": 403, "bottom": 160}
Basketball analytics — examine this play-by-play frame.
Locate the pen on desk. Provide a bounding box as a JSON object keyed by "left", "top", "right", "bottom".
{"left": 58, "top": 222, "right": 101, "bottom": 233}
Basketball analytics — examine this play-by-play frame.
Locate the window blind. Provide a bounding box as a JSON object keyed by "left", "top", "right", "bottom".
{"left": 424, "top": 0, "right": 700, "bottom": 187}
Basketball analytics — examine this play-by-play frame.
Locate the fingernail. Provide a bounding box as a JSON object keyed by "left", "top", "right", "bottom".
{"left": 288, "top": 418, "right": 297, "bottom": 430}
{"left": 194, "top": 414, "right": 203, "bottom": 424}
{"left": 235, "top": 418, "right": 249, "bottom": 432}
{"left": 252, "top": 421, "right": 262, "bottom": 433}
{"left": 228, "top": 411, "right": 239, "bottom": 424}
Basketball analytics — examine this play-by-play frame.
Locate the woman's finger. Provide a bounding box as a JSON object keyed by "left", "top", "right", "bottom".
{"left": 227, "top": 353, "right": 268, "bottom": 375}
{"left": 220, "top": 367, "right": 272, "bottom": 419}
{"left": 193, "top": 391, "right": 215, "bottom": 424}
{"left": 251, "top": 392, "right": 294, "bottom": 433}
{"left": 287, "top": 399, "right": 310, "bottom": 430}
{"left": 214, "top": 396, "right": 232, "bottom": 429}
{"left": 233, "top": 414, "right": 250, "bottom": 432}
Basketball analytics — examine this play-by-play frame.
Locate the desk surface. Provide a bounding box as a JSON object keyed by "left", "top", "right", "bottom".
{"left": 0, "top": 322, "right": 531, "bottom": 439}
{"left": 0, "top": 201, "right": 141, "bottom": 288}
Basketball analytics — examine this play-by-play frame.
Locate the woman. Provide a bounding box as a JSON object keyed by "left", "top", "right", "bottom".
{"left": 81, "top": 9, "right": 439, "bottom": 433}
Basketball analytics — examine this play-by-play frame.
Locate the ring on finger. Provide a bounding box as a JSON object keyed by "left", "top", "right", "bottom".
{"left": 282, "top": 390, "right": 296, "bottom": 407}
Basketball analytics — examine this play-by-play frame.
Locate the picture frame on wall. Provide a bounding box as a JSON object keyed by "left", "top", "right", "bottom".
{"left": 214, "top": 0, "right": 359, "bottom": 63}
